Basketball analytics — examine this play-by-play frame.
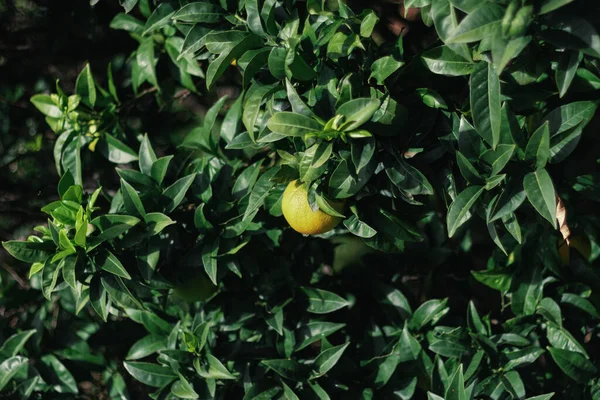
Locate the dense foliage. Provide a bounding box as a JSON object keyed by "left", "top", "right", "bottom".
{"left": 2, "top": 0, "right": 600, "bottom": 398}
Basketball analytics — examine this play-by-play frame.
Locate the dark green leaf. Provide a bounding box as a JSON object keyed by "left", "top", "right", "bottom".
{"left": 470, "top": 61, "right": 501, "bottom": 149}
{"left": 447, "top": 185, "right": 484, "bottom": 237}
{"left": 524, "top": 169, "right": 557, "bottom": 228}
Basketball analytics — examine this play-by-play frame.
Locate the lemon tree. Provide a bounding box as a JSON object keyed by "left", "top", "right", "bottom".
{"left": 2, "top": 0, "right": 600, "bottom": 398}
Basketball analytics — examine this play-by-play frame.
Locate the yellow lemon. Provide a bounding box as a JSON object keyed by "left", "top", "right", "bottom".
{"left": 282, "top": 180, "right": 345, "bottom": 235}
{"left": 558, "top": 235, "right": 592, "bottom": 265}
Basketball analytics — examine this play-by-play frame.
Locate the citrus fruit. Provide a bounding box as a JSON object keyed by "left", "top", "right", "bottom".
{"left": 173, "top": 273, "right": 217, "bottom": 303}
{"left": 332, "top": 235, "right": 373, "bottom": 273}
{"left": 558, "top": 235, "right": 592, "bottom": 265}
{"left": 282, "top": 180, "right": 345, "bottom": 235}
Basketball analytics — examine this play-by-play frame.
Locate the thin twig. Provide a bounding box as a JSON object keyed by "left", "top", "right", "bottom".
{"left": 1, "top": 263, "right": 29, "bottom": 289}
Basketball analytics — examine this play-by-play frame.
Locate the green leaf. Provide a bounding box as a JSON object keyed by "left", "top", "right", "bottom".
{"left": 171, "top": 374, "right": 199, "bottom": 399}
{"left": 511, "top": 265, "right": 542, "bottom": 316}
{"left": 0, "top": 330, "right": 36, "bottom": 359}
{"left": 0, "top": 356, "right": 28, "bottom": 391}
{"left": 206, "top": 34, "right": 262, "bottom": 90}
{"left": 268, "top": 47, "right": 286, "bottom": 79}
{"left": 172, "top": 2, "right": 223, "bottom": 23}
{"left": 315, "top": 193, "right": 345, "bottom": 218}
{"left": 136, "top": 39, "right": 158, "bottom": 89}
{"left": 246, "top": 0, "right": 266, "bottom": 37}
{"left": 491, "top": 34, "right": 531, "bottom": 76}
{"left": 540, "top": 101, "right": 597, "bottom": 138}
{"left": 343, "top": 214, "right": 377, "bottom": 238}
{"left": 99, "top": 133, "right": 138, "bottom": 164}
{"left": 110, "top": 13, "right": 144, "bottom": 34}
{"left": 123, "top": 361, "right": 177, "bottom": 387}
{"left": 180, "top": 24, "right": 212, "bottom": 58}
{"left": 329, "top": 157, "right": 376, "bottom": 199}
{"left": 295, "top": 322, "right": 346, "bottom": 352}
{"left": 525, "top": 121, "right": 550, "bottom": 169}
{"left": 525, "top": 394, "right": 555, "bottom": 400}
{"left": 376, "top": 283, "right": 412, "bottom": 318}
{"left": 470, "top": 61, "right": 501, "bottom": 149}
{"left": 243, "top": 166, "right": 279, "bottom": 222}
{"left": 445, "top": 364, "right": 466, "bottom": 400}
{"left": 151, "top": 156, "right": 173, "bottom": 185}
{"left": 447, "top": 185, "right": 484, "bottom": 237}
{"left": 301, "top": 287, "right": 349, "bottom": 314}
{"left": 202, "top": 237, "right": 220, "bottom": 285}
{"left": 205, "top": 354, "right": 236, "bottom": 379}
{"left": 547, "top": 323, "right": 588, "bottom": 357}
{"left": 504, "top": 347, "right": 545, "bottom": 371}
{"left": 547, "top": 347, "right": 598, "bottom": 384}
{"left": 537, "top": 297, "right": 563, "bottom": 326}
{"left": 471, "top": 269, "right": 512, "bottom": 292}
{"left": 238, "top": 48, "right": 270, "bottom": 88}
{"left": 312, "top": 342, "right": 350, "bottom": 377}
{"left": 540, "top": 0, "right": 575, "bottom": 14}
{"left": 467, "top": 301, "right": 488, "bottom": 336}
{"left": 194, "top": 204, "right": 214, "bottom": 233}
{"left": 523, "top": 169, "right": 557, "bottom": 228}
{"left": 102, "top": 275, "right": 143, "bottom": 309}
{"left": 139, "top": 134, "right": 157, "bottom": 176}
{"left": 233, "top": 160, "right": 264, "bottom": 200}
{"left": 41, "top": 354, "right": 78, "bottom": 394}
{"left": 142, "top": 3, "right": 175, "bottom": 35}
{"left": 299, "top": 143, "right": 329, "bottom": 183}
{"left": 448, "top": 2, "right": 504, "bottom": 43}
{"left": 369, "top": 56, "right": 404, "bottom": 85}
{"left": 262, "top": 359, "right": 306, "bottom": 381}
{"left": 75, "top": 63, "right": 96, "bottom": 108}
{"left": 336, "top": 98, "right": 381, "bottom": 131}
{"left": 556, "top": 51, "right": 582, "bottom": 98}
{"left": 501, "top": 371, "right": 525, "bottom": 399}
{"left": 410, "top": 298, "right": 449, "bottom": 330}
{"left": 282, "top": 381, "right": 300, "bottom": 400}
{"left": 422, "top": 46, "right": 474, "bottom": 76}
{"left": 386, "top": 158, "right": 434, "bottom": 196}
{"left": 480, "top": 144, "right": 515, "bottom": 176}
{"left": 432, "top": 0, "right": 471, "bottom": 61}
{"left": 121, "top": 178, "right": 146, "bottom": 218}
{"left": 360, "top": 10, "right": 379, "bottom": 37}
{"left": 91, "top": 214, "right": 141, "bottom": 241}
{"left": 96, "top": 248, "right": 131, "bottom": 280}
{"left": 31, "top": 94, "right": 62, "bottom": 118}
{"left": 350, "top": 137, "right": 375, "bottom": 173}
{"left": 456, "top": 152, "right": 482, "bottom": 184}
{"left": 126, "top": 335, "right": 167, "bottom": 360}
{"left": 267, "top": 112, "right": 323, "bottom": 137}
{"left": 560, "top": 293, "right": 600, "bottom": 318}
{"left": 2, "top": 240, "right": 52, "bottom": 263}
{"left": 62, "top": 254, "right": 78, "bottom": 290}
{"left": 145, "top": 212, "right": 175, "bottom": 235}
{"left": 163, "top": 173, "right": 196, "bottom": 213}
